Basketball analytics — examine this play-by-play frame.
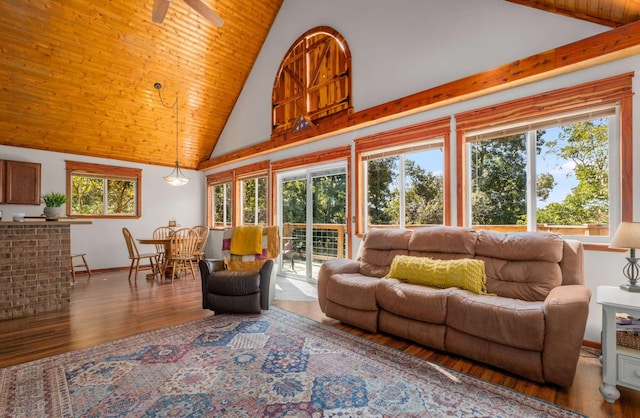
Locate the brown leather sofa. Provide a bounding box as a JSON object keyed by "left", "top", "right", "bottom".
{"left": 318, "top": 226, "right": 591, "bottom": 387}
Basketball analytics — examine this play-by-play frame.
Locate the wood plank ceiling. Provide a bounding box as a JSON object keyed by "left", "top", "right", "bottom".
{"left": 0, "top": 0, "right": 282, "bottom": 170}
{"left": 0, "top": 0, "right": 638, "bottom": 170}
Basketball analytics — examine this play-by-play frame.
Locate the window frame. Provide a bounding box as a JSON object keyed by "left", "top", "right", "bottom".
{"left": 65, "top": 161, "right": 141, "bottom": 219}
{"left": 206, "top": 168, "right": 234, "bottom": 229}
{"left": 355, "top": 117, "right": 452, "bottom": 235}
{"left": 455, "top": 73, "right": 633, "bottom": 245}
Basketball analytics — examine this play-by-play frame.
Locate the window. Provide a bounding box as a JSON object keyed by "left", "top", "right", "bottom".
{"left": 207, "top": 169, "right": 234, "bottom": 228}
{"left": 211, "top": 181, "right": 233, "bottom": 228}
{"left": 363, "top": 142, "right": 444, "bottom": 228}
{"left": 66, "top": 161, "right": 141, "bottom": 218}
{"left": 466, "top": 107, "right": 617, "bottom": 239}
{"left": 272, "top": 26, "right": 352, "bottom": 133}
{"left": 456, "top": 73, "right": 633, "bottom": 243}
{"left": 355, "top": 117, "right": 451, "bottom": 234}
{"left": 240, "top": 176, "right": 267, "bottom": 225}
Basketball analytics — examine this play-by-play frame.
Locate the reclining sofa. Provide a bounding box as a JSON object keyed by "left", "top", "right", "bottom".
{"left": 318, "top": 226, "right": 591, "bottom": 387}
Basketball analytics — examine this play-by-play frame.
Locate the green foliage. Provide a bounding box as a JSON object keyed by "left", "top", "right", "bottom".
{"left": 367, "top": 155, "right": 443, "bottom": 226}
{"left": 470, "top": 134, "right": 528, "bottom": 225}
{"left": 405, "top": 159, "right": 443, "bottom": 225}
{"left": 213, "top": 183, "right": 232, "bottom": 225}
{"left": 536, "top": 172, "right": 556, "bottom": 202}
{"left": 367, "top": 157, "right": 399, "bottom": 225}
{"left": 71, "top": 175, "right": 135, "bottom": 215}
{"left": 242, "top": 177, "right": 267, "bottom": 224}
{"left": 537, "top": 120, "right": 609, "bottom": 225}
{"left": 41, "top": 192, "right": 67, "bottom": 207}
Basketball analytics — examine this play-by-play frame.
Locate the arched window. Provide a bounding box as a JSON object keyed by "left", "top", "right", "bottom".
{"left": 272, "top": 26, "right": 352, "bottom": 134}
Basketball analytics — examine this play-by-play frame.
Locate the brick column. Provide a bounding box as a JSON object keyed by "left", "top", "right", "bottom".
{"left": 0, "top": 223, "right": 72, "bottom": 320}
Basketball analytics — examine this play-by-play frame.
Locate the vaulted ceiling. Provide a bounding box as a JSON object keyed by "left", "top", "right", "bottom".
{"left": 0, "top": 1, "right": 638, "bottom": 170}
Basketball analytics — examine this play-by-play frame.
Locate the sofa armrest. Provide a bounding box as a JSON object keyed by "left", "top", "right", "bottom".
{"left": 542, "top": 284, "right": 592, "bottom": 387}
{"left": 318, "top": 259, "right": 361, "bottom": 312}
{"left": 199, "top": 259, "right": 226, "bottom": 309}
{"left": 259, "top": 260, "right": 274, "bottom": 310}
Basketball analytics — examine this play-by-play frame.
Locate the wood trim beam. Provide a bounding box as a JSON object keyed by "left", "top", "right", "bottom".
{"left": 503, "top": 0, "right": 621, "bottom": 28}
{"left": 198, "top": 20, "right": 640, "bottom": 171}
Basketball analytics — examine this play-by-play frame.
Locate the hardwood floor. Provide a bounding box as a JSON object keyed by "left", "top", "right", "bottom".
{"left": 1, "top": 270, "right": 638, "bottom": 417}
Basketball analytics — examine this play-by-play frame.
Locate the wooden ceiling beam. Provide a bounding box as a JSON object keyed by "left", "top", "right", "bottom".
{"left": 504, "top": 0, "right": 622, "bottom": 27}
{"left": 198, "top": 19, "right": 640, "bottom": 171}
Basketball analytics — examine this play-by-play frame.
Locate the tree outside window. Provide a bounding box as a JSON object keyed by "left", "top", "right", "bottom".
{"left": 66, "top": 161, "right": 140, "bottom": 218}
{"left": 71, "top": 175, "right": 136, "bottom": 215}
{"left": 468, "top": 112, "right": 612, "bottom": 236}
{"left": 366, "top": 146, "right": 444, "bottom": 228}
{"left": 241, "top": 176, "right": 267, "bottom": 225}
{"left": 212, "top": 182, "right": 232, "bottom": 227}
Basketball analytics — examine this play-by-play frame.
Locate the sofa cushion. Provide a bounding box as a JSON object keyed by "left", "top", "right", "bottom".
{"left": 376, "top": 279, "right": 449, "bottom": 324}
{"left": 358, "top": 229, "right": 411, "bottom": 277}
{"left": 475, "top": 230, "right": 564, "bottom": 301}
{"left": 326, "top": 273, "right": 379, "bottom": 311}
{"left": 387, "top": 255, "right": 487, "bottom": 295}
{"left": 408, "top": 226, "right": 477, "bottom": 259}
{"left": 446, "top": 289, "right": 546, "bottom": 351}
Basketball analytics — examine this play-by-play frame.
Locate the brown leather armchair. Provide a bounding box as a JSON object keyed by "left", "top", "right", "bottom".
{"left": 199, "top": 259, "right": 274, "bottom": 314}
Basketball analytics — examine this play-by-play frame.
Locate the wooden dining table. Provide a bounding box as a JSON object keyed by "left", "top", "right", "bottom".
{"left": 137, "top": 237, "right": 171, "bottom": 278}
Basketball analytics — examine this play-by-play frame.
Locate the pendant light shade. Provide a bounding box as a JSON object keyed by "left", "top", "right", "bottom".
{"left": 163, "top": 162, "right": 190, "bottom": 186}
{"left": 154, "top": 82, "right": 189, "bottom": 186}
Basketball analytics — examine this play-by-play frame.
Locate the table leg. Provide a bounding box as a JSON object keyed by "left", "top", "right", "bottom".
{"left": 600, "top": 304, "right": 621, "bottom": 403}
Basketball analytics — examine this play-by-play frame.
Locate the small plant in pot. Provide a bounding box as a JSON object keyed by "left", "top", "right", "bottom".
{"left": 41, "top": 192, "right": 67, "bottom": 219}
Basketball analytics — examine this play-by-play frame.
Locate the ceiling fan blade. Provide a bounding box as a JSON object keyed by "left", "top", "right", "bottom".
{"left": 152, "top": 0, "right": 170, "bottom": 23}
{"left": 183, "top": 0, "right": 224, "bottom": 26}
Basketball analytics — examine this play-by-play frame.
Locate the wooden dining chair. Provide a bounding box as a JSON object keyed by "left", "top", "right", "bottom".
{"left": 192, "top": 225, "right": 209, "bottom": 261}
{"left": 122, "top": 227, "right": 160, "bottom": 281}
{"left": 163, "top": 227, "right": 200, "bottom": 281}
{"left": 153, "top": 226, "right": 174, "bottom": 266}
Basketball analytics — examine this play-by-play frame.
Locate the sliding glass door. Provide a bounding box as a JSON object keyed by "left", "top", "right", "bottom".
{"left": 277, "top": 162, "right": 347, "bottom": 281}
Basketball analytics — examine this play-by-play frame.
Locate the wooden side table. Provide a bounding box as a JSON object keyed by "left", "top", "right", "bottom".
{"left": 597, "top": 285, "right": 640, "bottom": 403}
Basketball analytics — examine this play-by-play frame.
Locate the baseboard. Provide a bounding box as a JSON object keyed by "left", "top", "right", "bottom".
{"left": 583, "top": 339, "right": 601, "bottom": 349}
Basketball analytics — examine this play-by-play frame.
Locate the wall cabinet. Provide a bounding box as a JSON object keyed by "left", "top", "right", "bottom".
{"left": 0, "top": 160, "right": 41, "bottom": 205}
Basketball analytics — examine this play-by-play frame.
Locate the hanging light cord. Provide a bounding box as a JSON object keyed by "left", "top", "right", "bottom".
{"left": 154, "top": 82, "right": 189, "bottom": 186}
{"left": 154, "top": 83, "right": 179, "bottom": 163}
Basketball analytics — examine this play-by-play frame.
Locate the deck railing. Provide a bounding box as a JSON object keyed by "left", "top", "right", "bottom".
{"left": 283, "top": 223, "right": 346, "bottom": 261}
{"left": 282, "top": 223, "right": 608, "bottom": 264}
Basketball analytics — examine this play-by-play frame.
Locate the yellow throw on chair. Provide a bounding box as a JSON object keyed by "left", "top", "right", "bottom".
{"left": 230, "top": 225, "right": 263, "bottom": 255}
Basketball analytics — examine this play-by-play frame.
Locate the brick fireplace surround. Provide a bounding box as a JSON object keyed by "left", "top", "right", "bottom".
{"left": 0, "top": 221, "right": 89, "bottom": 320}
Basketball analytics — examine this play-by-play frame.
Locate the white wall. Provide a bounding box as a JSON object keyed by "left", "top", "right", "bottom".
{"left": 208, "top": 0, "right": 640, "bottom": 342}
{"left": 0, "top": 145, "right": 206, "bottom": 270}
{"left": 213, "top": 0, "right": 606, "bottom": 156}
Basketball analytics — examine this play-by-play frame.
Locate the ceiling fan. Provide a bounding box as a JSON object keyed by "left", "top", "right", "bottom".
{"left": 152, "top": 0, "right": 224, "bottom": 26}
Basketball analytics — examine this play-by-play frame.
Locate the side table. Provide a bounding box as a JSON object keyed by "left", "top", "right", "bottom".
{"left": 597, "top": 285, "right": 640, "bottom": 403}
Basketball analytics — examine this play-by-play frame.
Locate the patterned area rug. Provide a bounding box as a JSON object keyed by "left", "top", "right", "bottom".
{"left": 0, "top": 307, "right": 584, "bottom": 417}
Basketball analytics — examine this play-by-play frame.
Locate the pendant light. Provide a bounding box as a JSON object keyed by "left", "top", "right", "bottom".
{"left": 154, "top": 82, "right": 189, "bottom": 186}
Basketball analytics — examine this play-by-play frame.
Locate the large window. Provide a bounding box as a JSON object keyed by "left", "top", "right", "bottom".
{"left": 363, "top": 141, "right": 444, "bottom": 228}
{"left": 456, "top": 74, "right": 633, "bottom": 244}
{"left": 66, "top": 161, "right": 140, "bottom": 218}
{"left": 355, "top": 117, "right": 451, "bottom": 234}
{"left": 466, "top": 107, "right": 617, "bottom": 239}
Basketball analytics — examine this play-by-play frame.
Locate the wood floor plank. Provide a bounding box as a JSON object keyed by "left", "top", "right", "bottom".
{"left": 0, "top": 270, "right": 638, "bottom": 417}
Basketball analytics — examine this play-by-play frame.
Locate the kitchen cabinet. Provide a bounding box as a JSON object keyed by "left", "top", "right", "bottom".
{"left": 1, "top": 160, "right": 41, "bottom": 205}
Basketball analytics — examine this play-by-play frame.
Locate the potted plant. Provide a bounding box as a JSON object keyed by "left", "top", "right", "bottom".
{"left": 41, "top": 192, "right": 67, "bottom": 219}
